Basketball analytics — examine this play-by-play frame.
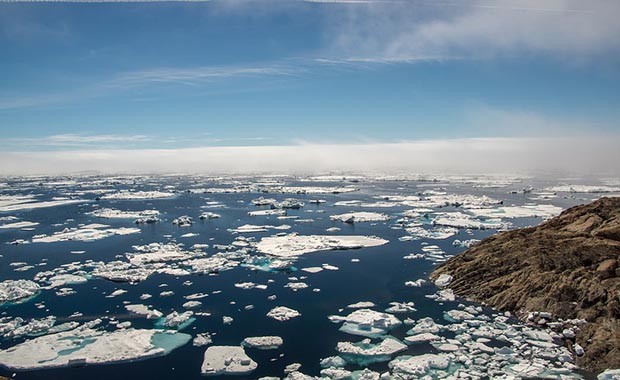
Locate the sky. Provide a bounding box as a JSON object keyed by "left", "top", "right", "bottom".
{"left": 1, "top": 0, "right": 619, "bottom": 175}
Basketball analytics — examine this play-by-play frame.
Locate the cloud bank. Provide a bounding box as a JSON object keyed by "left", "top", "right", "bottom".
{"left": 1, "top": 137, "right": 619, "bottom": 176}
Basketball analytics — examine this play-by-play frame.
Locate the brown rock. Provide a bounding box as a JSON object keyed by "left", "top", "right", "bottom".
{"left": 431, "top": 197, "right": 620, "bottom": 374}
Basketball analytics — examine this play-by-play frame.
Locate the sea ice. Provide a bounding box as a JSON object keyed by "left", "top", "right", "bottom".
{"left": 125, "top": 304, "right": 163, "bottom": 319}
{"left": 336, "top": 337, "right": 407, "bottom": 362}
{"left": 256, "top": 234, "right": 388, "bottom": 258}
{"left": 330, "top": 212, "right": 390, "bottom": 224}
{"left": 0, "top": 280, "right": 40, "bottom": 305}
{"left": 201, "top": 346, "right": 257, "bottom": 376}
{"left": 0, "top": 221, "right": 39, "bottom": 229}
{"left": 267, "top": 306, "right": 301, "bottom": 321}
{"left": 331, "top": 309, "right": 401, "bottom": 338}
{"left": 101, "top": 191, "right": 175, "bottom": 200}
{"left": 0, "top": 327, "right": 190, "bottom": 370}
{"left": 88, "top": 208, "right": 160, "bottom": 220}
{"left": 242, "top": 336, "right": 283, "bottom": 350}
{"left": 32, "top": 224, "right": 140, "bottom": 243}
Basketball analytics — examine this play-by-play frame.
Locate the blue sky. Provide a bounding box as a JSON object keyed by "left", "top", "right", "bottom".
{"left": 0, "top": 0, "right": 619, "bottom": 174}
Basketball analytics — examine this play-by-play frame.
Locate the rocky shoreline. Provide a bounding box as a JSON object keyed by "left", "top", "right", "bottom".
{"left": 431, "top": 197, "right": 620, "bottom": 374}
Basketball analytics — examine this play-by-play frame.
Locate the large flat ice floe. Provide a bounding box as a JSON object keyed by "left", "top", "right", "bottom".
{"left": 330, "top": 212, "right": 390, "bottom": 224}
{"left": 431, "top": 212, "right": 506, "bottom": 230}
{"left": 0, "top": 221, "right": 39, "bottom": 229}
{"left": 201, "top": 346, "right": 257, "bottom": 376}
{"left": 31, "top": 224, "right": 140, "bottom": 243}
{"left": 0, "top": 195, "right": 88, "bottom": 212}
{"left": 256, "top": 234, "right": 388, "bottom": 258}
{"left": 545, "top": 185, "right": 620, "bottom": 193}
{"left": 467, "top": 204, "right": 563, "bottom": 219}
{"left": 101, "top": 191, "right": 175, "bottom": 200}
{"left": 0, "top": 327, "right": 190, "bottom": 370}
{"left": 88, "top": 208, "right": 160, "bottom": 219}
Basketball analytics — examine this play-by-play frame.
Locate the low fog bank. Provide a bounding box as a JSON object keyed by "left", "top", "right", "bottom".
{"left": 1, "top": 137, "right": 619, "bottom": 177}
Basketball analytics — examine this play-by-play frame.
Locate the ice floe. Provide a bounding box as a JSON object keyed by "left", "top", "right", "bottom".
{"left": 32, "top": 224, "right": 140, "bottom": 243}
{"left": 0, "top": 280, "right": 40, "bottom": 305}
{"left": 242, "top": 336, "right": 283, "bottom": 350}
{"left": 201, "top": 346, "right": 257, "bottom": 376}
{"left": 101, "top": 191, "right": 175, "bottom": 200}
{"left": 267, "top": 306, "right": 301, "bottom": 321}
{"left": 256, "top": 234, "right": 388, "bottom": 258}
{"left": 329, "top": 309, "right": 401, "bottom": 338}
{"left": 0, "top": 327, "right": 190, "bottom": 370}
{"left": 330, "top": 212, "right": 390, "bottom": 224}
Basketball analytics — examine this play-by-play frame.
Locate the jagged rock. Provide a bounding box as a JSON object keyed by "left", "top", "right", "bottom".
{"left": 431, "top": 197, "right": 620, "bottom": 373}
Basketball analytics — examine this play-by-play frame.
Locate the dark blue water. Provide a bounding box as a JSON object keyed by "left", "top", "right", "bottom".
{"left": 0, "top": 176, "right": 604, "bottom": 380}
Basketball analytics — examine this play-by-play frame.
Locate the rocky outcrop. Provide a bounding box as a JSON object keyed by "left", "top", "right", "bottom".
{"left": 431, "top": 197, "right": 620, "bottom": 373}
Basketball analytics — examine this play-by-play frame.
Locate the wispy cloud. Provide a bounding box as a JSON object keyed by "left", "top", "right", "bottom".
{"left": 317, "top": 0, "right": 620, "bottom": 63}
{"left": 0, "top": 63, "right": 301, "bottom": 111}
{"left": 0, "top": 133, "right": 274, "bottom": 151}
{"left": 106, "top": 65, "right": 301, "bottom": 89}
{"left": 0, "top": 134, "right": 152, "bottom": 149}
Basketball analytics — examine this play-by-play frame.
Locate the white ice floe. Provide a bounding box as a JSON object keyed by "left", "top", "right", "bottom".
{"left": 201, "top": 346, "right": 257, "bottom": 376}
{"left": 285, "top": 282, "right": 309, "bottom": 291}
{"left": 101, "top": 191, "right": 175, "bottom": 200}
{"left": 229, "top": 224, "right": 291, "bottom": 234}
{"left": 382, "top": 193, "right": 501, "bottom": 209}
{"left": 46, "top": 274, "right": 88, "bottom": 289}
{"left": 267, "top": 306, "right": 301, "bottom": 321}
{"left": 172, "top": 215, "right": 193, "bottom": 227}
{"left": 330, "top": 309, "right": 401, "bottom": 338}
{"left": 404, "top": 333, "right": 441, "bottom": 344}
{"left": 88, "top": 208, "right": 160, "bottom": 220}
{"left": 432, "top": 212, "right": 506, "bottom": 230}
{"left": 388, "top": 353, "right": 451, "bottom": 377}
{"left": 0, "top": 280, "right": 40, "bottom": 305}
{"left": 301, "top": 267, "right": 323, "bottom": 273}
{"left": 242, "top": 336, "right": 284, "bottom": 350}
{"left": 468, "top": 204, "right": 563, "bottom": 219}
{"left": 256, "top": 234, "right": 388, "bottom": 258}
{"left": 0, "top": 221, "right": 39, "bottom": 229}
{"left": 330, "top": 212, "right": 390, "bottom": 224}
{"left": 32, "top": 224, "right": 140, "bottom": 243}
{"left": 545, "top": 185, "right": 620, "bottom": 193}
{"left": 0, "top": 195, "right": 87, "bottom": 212}
{"left": 193, "top": 333, "right": 213, "bottom": 347}
{"left": 161, "top": 311, "right": 195, "bottom": 329}
{"left": 405, "top": 226, "right": 458, "bottom": 240}
{"left": 125, "top": 304, "right": 163, "bottom": 319}
{"left": 385, "top": 302, "right": 416, "bottom": 314}
{"left": 347, "top": 301, "right": 376, "bottom": 309}
{"left": 337, "top": 337, "right": 407, "bottom": 359}
{"left": 434, "top": 274, "right": 453, "bottom": 288}
{"left": 0, "top": 327, "right": 190, "bottom": 370}
{"left": 405, "top": 279, "right": 426, "bottom": 287}
{"left": 248, "top": 209, "right": 286, "bottom": 217}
